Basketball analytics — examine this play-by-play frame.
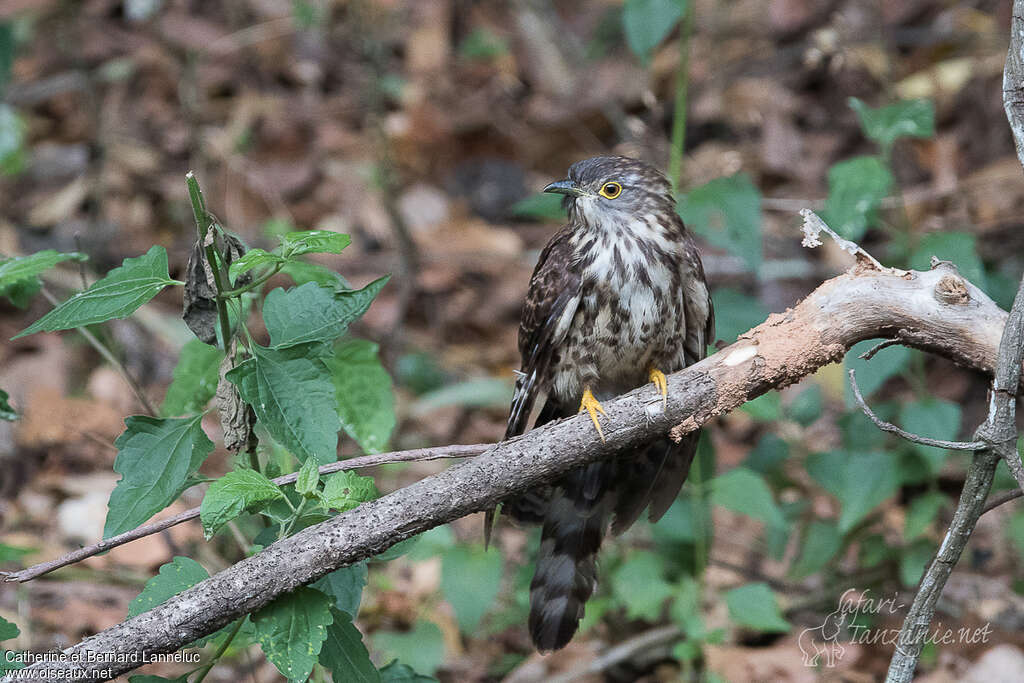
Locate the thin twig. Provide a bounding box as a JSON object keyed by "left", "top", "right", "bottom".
{"left": 39, "top": 287, "right": 158, "bottom": 416}
{"left": 848, "top": 369, "right": 987, "bottom": 451}
{"left": 799, "top": 209, "right": 887, "bottom": 271}
{"left": 545, "top": 625, "right": 684, "bottom": 683}
{"left": 1, "top": 443, "right": 490, "bottom": 583}
{"left": 982, "top": 488, "right": 1022, "bottom": 514}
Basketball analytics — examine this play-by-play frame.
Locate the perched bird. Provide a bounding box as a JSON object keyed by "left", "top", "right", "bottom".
{"left": 495, "top": 155, "right": 714, "bottom": 652}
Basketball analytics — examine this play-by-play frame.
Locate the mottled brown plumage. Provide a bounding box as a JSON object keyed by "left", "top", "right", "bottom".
{"left": 499, "top": 155, "right": 714, "bottom": 652}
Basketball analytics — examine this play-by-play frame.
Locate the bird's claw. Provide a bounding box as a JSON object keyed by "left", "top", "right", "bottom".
{"left": 649, "top": 368, "right": 668, "bottom": 410}
{"left": 579, "top": 386, "right": 607, "bottom": 442}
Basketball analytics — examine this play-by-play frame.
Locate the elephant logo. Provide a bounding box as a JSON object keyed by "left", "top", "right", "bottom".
{"left": 797, "top": 606, "right": 849, "bottom": 668}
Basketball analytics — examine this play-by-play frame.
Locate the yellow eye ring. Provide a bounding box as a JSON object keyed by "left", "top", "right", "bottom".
{"left": 598, "top": 182, "right": 622, "bottom": 199}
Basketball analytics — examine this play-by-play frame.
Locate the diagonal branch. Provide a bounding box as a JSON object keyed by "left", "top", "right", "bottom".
{"left": 6, "top": 260, "right": 1008, "bottom": 682}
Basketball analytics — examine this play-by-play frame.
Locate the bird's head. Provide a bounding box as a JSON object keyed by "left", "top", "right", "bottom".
{"left": 543, "top": 155, "right": 677, "bottom": 231}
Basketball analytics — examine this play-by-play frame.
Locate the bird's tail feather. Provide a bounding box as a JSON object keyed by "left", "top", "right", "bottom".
{"left": 528, "top": 461, "right": 612, "bottom": 652}
{"left": 611, "top": 431, "right": 700, "bottom": 535}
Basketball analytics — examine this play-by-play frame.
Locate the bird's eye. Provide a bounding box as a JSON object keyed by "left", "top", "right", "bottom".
{"left": 598, "top": 182, "right": 622, "bottom": 199}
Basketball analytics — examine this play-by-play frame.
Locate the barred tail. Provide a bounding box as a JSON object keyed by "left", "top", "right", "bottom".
{"left": 528, "top": 462, "right": 611, "bottom": 652}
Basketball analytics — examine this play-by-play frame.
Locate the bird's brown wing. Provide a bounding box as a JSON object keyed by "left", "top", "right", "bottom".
{"left": 505, "top": 227, "right": 581, "bottom": 439}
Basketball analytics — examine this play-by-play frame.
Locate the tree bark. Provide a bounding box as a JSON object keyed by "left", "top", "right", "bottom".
{"left": 5, "top": 260, "right": 1007, "bottom": 683}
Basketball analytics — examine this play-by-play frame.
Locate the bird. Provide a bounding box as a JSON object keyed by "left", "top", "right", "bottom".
{"left": 493, "top": 155, "right": 714, "bottom": 652}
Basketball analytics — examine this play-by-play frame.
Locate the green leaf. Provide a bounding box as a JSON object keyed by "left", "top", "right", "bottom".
{"left": 710, "top": 288, "right": 767, "bottom": 344}
{"left": 832, "top": 451, "right": 901, "bottom": 532}
{"left": 295, "top": 459, "right": 320, "bottom": 497}
{"left": 1009, "top": 508, "right": 1024, "bottom": 561}
{"left": 129, "top": 556, "right": 209, "bottom": 617}
{"left": 440, "top": 546, "right": 504, "bottom": 631}
{"left": 743, "top": 434, "right": 789, "bottom": 476}
{"left": 226, "top": 342, "right": 340, "bottom": 464}
{"left": 253, "top": 587, "right": 334, "bottom": 682}
{"left": 905, "top": 492, "right": 945, "bottom": 540}
{"left": 313, "top": 562, "right": 368, "bottom": 618}
{"left": 319, "top": 609, "right": 380, "bottom": 683}
{"left": 622, "top": 0, "right": 685, "bottom": 61}
{"left": 200, "top": 469, "right": 286, "bottom": 539}
{"left": 0, "top": 250, "right": 87, "bottom": 287}
{"left": 787, "top": 383, "right": 823, "bottom": 426}
{"left": 0, "top": 616, "right": 17, "bottom": 641}
{"left": 898, "top": 399, "right": 961, "bottom": 474}
{"left": 327, "top": 339, "right": 396, "bottom": 454}
{"left": 14, "top": 246, "right": 179, "bottom": 339}
{"left": 0, "top": 275, "right": 41, "bottom": 308}
{"left": 823, "top": 156, "right": 892, "bottom": 241}
{"left": 160, "top": 339, "right": 223, "bottom": 416}
{"left": 679, "top": 173, "right": 762, "bottom": 272}
{"left": 724, "top": 583, "right": 790, "bottom": 632}
{"left": 909, "top": 232, "right": 986, "bottom": 289}
{"left": 322, "top": 470, "right": 379, "bottom": 513}
{"left": 611, "top": 552, "right": 675, "bottom": 620}
{"left": 0, "top": 22, "right": 13, "bottom": 92}
{"left": 740, "top": 391, "right": 780, "bottom": 421}
{"left": 458, "top": 28, "right": 509, "bottom": 61}
{"left": 710, "top": 468, "right": 785, "bottom": 527}
{"left": 281, "top": 230, "right": 351, "bottom": 257}
{"left": 0, "top": 543, "right": 32, "bottom": 564}
{"left": 844, "top": 340, "right": 910, "bottom": 407}
{"left": 509, "top": 193, "right": 565, "bottom": 221}
{"left": 264, "top": 277, "right": 390, "bottom": 348}
{"left": 104, "top": 414, "right": 214, "bottom": 538}
{"left": 849, "top": 98, "right": 935, "bottom": 151}
{"left": 789, "top": 521, "right": 842, "bottom": 579}
{"left": 372, "top": 621, "right": 444, "bottom": 677}
{"left": 379, "top": 660, "right": 438, "bottom": 682}
{"left": 0, "top": 388, "right": 15, "bottom": 421}
{"left": 0, "top": 104, "right": 24, "bottom": 173}
{"left": 228, "top": 248, "right": 286, "bottom": 284}
{"left": 900, "top": 540, "right": 936, "bottom": 587}
{"left": 406, "top": 525, "right": 456, "bottom": 561}
{"left": 410, "top": 378, "right": 512, "bottom": 417}
{"left": 280, "top": 260, "right": 350, "bottom": 289}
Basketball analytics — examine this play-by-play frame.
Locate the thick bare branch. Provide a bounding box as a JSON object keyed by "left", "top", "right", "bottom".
{"left": 6, "top": 261, "right": 1008, "bottom": 682}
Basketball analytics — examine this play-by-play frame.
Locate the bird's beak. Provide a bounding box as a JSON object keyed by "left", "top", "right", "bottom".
{"left": 543, "top": 179, "right": 584, "bottom": 197}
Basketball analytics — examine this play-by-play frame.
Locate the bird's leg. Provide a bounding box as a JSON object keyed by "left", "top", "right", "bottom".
{"left": 649, "top": 368, "right": 668, "bottom": 410}
{"left": 579, "top": 386, "right": 606, "bottom": 443}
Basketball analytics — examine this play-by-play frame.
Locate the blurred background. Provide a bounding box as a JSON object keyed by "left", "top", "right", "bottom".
{"left": 3, "top": 0, "right": 1024, "bottom": 680}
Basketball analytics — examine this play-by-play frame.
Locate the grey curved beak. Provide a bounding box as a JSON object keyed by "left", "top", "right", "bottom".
{"left": 543, "top": 179, "right": 583, "bottom": 197}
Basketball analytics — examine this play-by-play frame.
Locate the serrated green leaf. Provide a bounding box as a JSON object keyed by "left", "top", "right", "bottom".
{"left": 14, "top": 246, "right": 179, "bottom": 339}
{"left": 909, "top": 232, "right": 986, "bottom": 289}
{"left": 724, "top": 583, "right": 790, "bottom": 632}
{"left": 226, "top": 342, "right": 340, "bottom": 464}
{"left": 0, "top": 616, "right": 17, "bottom": 641}
{"left": 622, "top": 0, "right": 685, "bottom": 61}
{"left": 710, "top": 288, "right": 767, "bottom": 344}
{"left": 822, "top": 156, "right": 892, "bottom": 241}
{"left": 379, "top": 660, "right": 438, "bottom": 682}
{"left": 263, "top": 276, "right": 389, "bottom": 348}
{"left": 104, "top": 414, "right": 214, "bottom": 538}
{"left": 295, "top": 459, "right": 320, "bottom": 496}
{"left": 227, "top": 248, "right": 285, "bottom": 283}
{"left": 253, "top": 587, "right": 334, "bottom": 682}
{"left": 898, "top": 399, "right": 961, "bottom": 475}
{"left": 372, "top": 621, "right": 444, "bottom": 677}
{"left": 321, "top": 470, "right": 378, "bottom": 513}
{"left": 440, "top": 546, "right": 504, "bottom": 631}
{"left": 313, "top": 562, "right": 368, "bottom": 618}
{"left": 0, "top": 388, "right": 15, "bottom": 421}
{"left": 844, "top": 340, "right": 910, "bottom": 407}
{"left": 327, "top": 339, "right": 396, "bottom": 454}
{"left": 129, "top": 556, "right": 209, "bottom": 617}
{"left": 200, "top": 469, "right": 286, "bottom": 538}
{"left": 789, "top": 521, "right": 842, "bottom": 579}
{"left": 905, "top": 491, "right": 945, "bottom": 540}
{"left": 14, "top": 246, "right": 178, "bottom": 339}
{"left": 281, "top": 230, "right": 351, "bottom": 257}
{"left": 849, "top": 97, "right": 934, "bottom": 151}
{"left": 319, "top": 609, "right": 380, "bottom": 683}
{"left": 160, "top": 339, "right": 223, "bottom": 416}
{"left": 710, "top": 468, "right": 785, "bottom": 527}
{"left": 611, "top": 552, "right": 674, "bottom": 620}
{"left": 509, "top": 193, "right": 565, "bottom": 221}
{"left": 0, "top": 250, "right": 87, "bottom": 287}
{"left": 679, "top": 173, "right": 762, "bottom": 271}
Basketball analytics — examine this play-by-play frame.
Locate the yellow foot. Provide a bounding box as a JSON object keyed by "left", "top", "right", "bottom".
{"left": 649, "top": 369, "right": 668, "bottom": 410}
{"left": 579, "top": 386, "right": 607, "bottom": 442}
